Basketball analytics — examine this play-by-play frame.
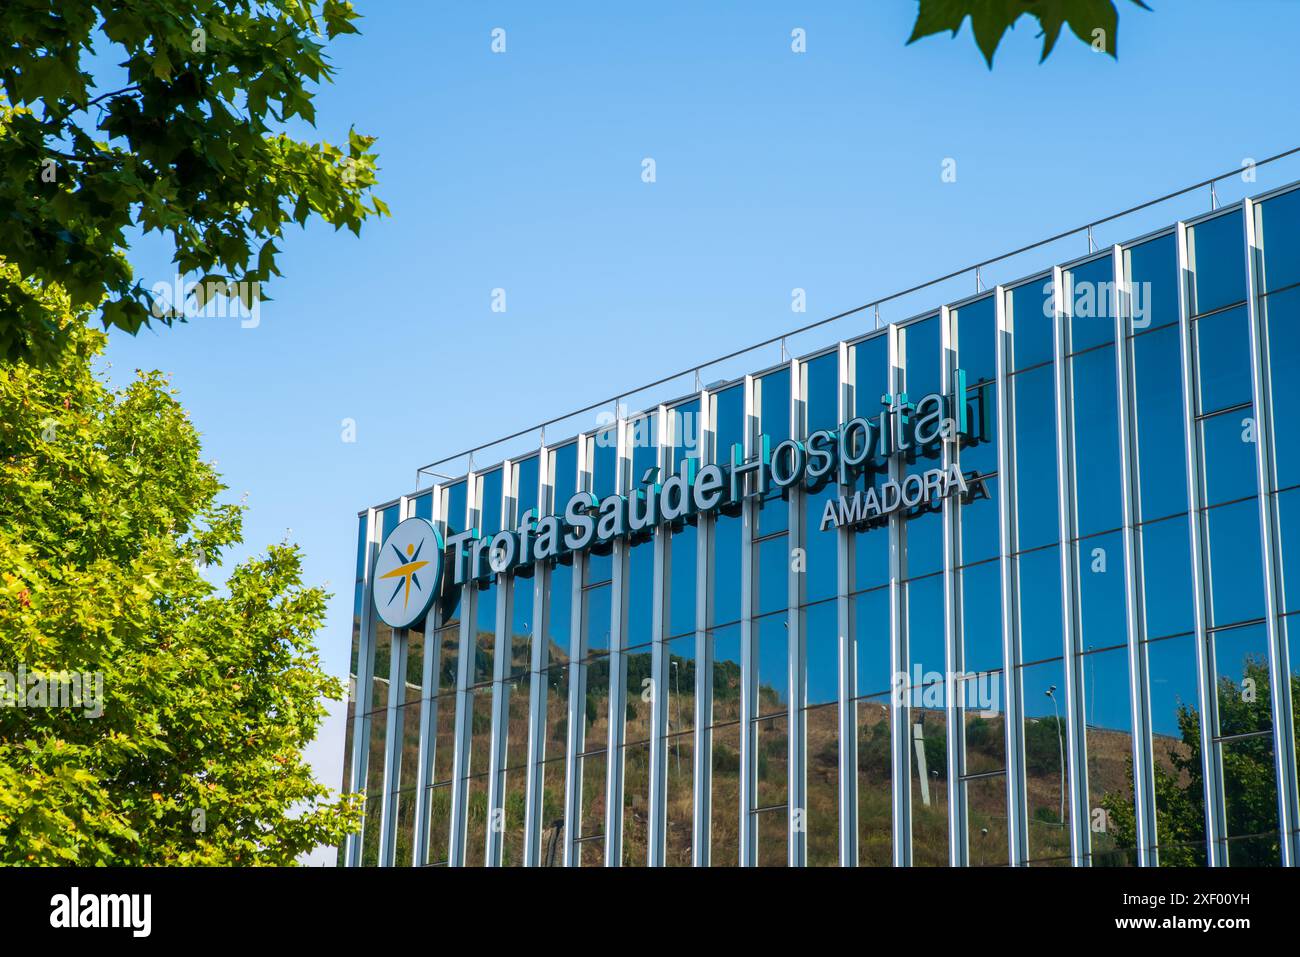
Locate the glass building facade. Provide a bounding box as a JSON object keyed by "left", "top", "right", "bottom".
{"left": 340, "top": 183, "right": 1300, "bottom": 867}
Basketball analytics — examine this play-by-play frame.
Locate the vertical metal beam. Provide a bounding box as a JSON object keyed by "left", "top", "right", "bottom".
{"left": 739, "top": 373, "right": 758, "bottom": 867}
{"left": 378, "top": 498, "right": 410, "bottom": 867}
{"left": 888, "top": 322, "right": 912, "bottom": 867}
{"left": 996, "top": 285, "right": 1030, "bottom": 866}
{"left": 941, "top": 305, "right": 968, "bottom": 867}
{"left": 1176, "top": 220, "right": 1227, "bottom": 866}
{"left": 346, "top": 507, "right": 379, "bottom": 867}
{"left": 485, "top": 463, "right": 514, "bottom": 867}
{"left": 694, "top": 388, "right": 714, "bottom": 866}
{"left": 1052, "top": 265, "right": 1091, "bottom": 866}
{"left": 605, "top": 417, "right": 631, "bottom": 866}
{"left": 836, "top": 340, "right": 859, "bottom": 866}
{"left": 523, "top": 445, "right": 552, "bottom": 866}
{"left": 562, "top": 440, "right": 590, "bottom": 866}
{"left": 788, "top": 357, "right": 808, "bottom": 866}
{"left": 448, "top": 471, "right": 478, "bottom": 866}
{"left": 648, "top": 406, "right": 671, "bottom": 866}
{"left": 412, "top": 484, "right": 445, "bottom": 867}
{"left": 1112, "top": 244, "right": 1158, "bottom": 866}
{"left": 1243, "top": 197, "right": 1300, "bottom": 866}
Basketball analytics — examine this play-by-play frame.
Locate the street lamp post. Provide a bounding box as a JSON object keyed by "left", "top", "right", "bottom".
{"left": 1045, "top": 685, "right": 1064, "bottom": 827}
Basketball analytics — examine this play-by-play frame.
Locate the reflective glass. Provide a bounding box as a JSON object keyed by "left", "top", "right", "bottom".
{"left": 805, "top": 600, "right": 839, "bottom": 708}
{"left": 1264, "top": 286, "right": 1300, "bottom": 490}
{"left": 1012, "top": 364, "right": 1060, "bottom": 551}
{"left": 854, "top": 587, "right": 891, "bottom": 698}
{"left": 1259, "top": 188, "right": 1300, "bottom": 293}
{"left": 1195, "top": 306, "right": 1252, "bottom": 415}
{"left": 1188, "top": 211, "right": 1246, "bottom": 316}
{"left": 1200, "top": 409, "right": 1258, "bottom": 506}
{"left": 756, "top": 614, "right": 789, "bottom": 715}
{"left": 1071, "top": 344, "right": 1123, "bottom": 536}
{"left": 1139, "top": 514, "right": 1194, "bottom": 639}
{"left": 1079, "top": 647, "right": 1135, "bottom": 866}
{"left": 961, "top": 560, "right": 1003, "bottom": 675}
{"left": 1019, "top": 658, "right": 1072, "bottom": 861}
{"left": 1205, "top": 499, "right": 1266, "bottom": 628}
{"left": 1077, "top": 531, "right": 1127, "bottom": 654}
{"left": 856, "top": 693, "right": 893, "bottom": 866}
{"left": 1068, "top": 255, "right": 1116, "bottom": 353}
{"left": 1009, "top": 277, "right": 1055, "bottom": 372}
{"left": 1018, "top": 546, "right": 1063, "bottom": 665}
{"left": 1132, "top": 324, "right": 1189, "bottom": 520}
{"left": 1124, "top": 233, "right": 1179, "bottom": 334}
{"left": 806, "top": 701, "right": 839, "bottom": 866}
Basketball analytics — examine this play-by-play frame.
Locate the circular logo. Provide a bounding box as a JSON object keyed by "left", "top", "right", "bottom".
{"left": 373, "top": 517, "right": 444, "bottom": 629}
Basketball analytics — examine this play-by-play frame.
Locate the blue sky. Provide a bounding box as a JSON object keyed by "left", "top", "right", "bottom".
{"left": 97, "top": 0, "right": 1300, "bottom": 845}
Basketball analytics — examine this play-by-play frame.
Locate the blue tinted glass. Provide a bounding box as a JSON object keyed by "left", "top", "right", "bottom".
{"left": 902, "top": 315, "right": 941, "bottom": 403}
{"left": 355, "top": 513, "right": 367, "bottom": 578}
{"left": 1195, "top": 306, "right": 1252, "bottom": 415}
{"left": 412, "top": 493, "right": 433, "bottom": 522}
{"left": 1068, "top": 255, "right": 1115, "bottom": 352}
{"left": 853, "top": 334, "right": 888, "bottom": 419}
{"left": 804, "top": 485, "right": 838, "bottom": 604}
{"left": 513, "top": 456, "right": 539, "bottom": 523}
{"left": 668, "top": 522, "right": 697, "bottom": 637}
{"left": 1213, "top": 623, "right": 1272, "bottom": 736}
{"left": 549, "top": 443, "right": 577, "bottom": 512}
{"left": 382, "top": 503, "right": 401, "bottom": 540}
{"left": 712, "top": 385, "right": 744, "bottom": 465}
{"left": 1146, "top": 634, "right": 1199, "bottom": 738}
{"left": 1201, "top": 410, "right": 1258, "bottom": 507}
{"left": 711, "top": 624, "right": 742, "bottom": 725}
{"left": 757, "top": 369, "right": 791, "bottom": 536}
{"left": 1140, "top": 514, "right": 1194, "bottom": 639}
{"left": 1132, "top": 325, "right": 1188, "bottom": 521}
{"left": 547, "top": 562, "right": 573, "bottom": 665}
{"left": 1277, "top": 487, "right": 1300, "bottom": 615}
{"left": 1077, "top": 531, "right": 1126, "bottom": 653}
{"left": 756, "top": 614, "right": 789, "bottom": 713}
{"left": 755, "top": 534, "right": 789, "bottom": 617}
{"left": 1012, "top": 365, "right": 1060, "bottom": 551}
{"left": 1264, "top": 286, "right": 1300, "bottom": 490}
{"left": 855, "top": 587, "right": 890, "bottom": 697}
{"left": 960, "top": 473, "right": 999, "bottom": 565}
{"left": 854, "top": 521, "right": 889, "bottom": 592}
{"left": 961, "top": 560, "right": 1002, "bottom": 674}
{"left": 711, "top": 513, "right": 742, "bottom": 626}
{"left": 478, "top": 469, "right": 503, "bottom": 536}
{"left": 1018, "top": 546, "right": 1063, "bottom": 664}
{"left": 907, "top": 574, "right": 944, "bottom": 680}
{"left": 1206, "top": 499, "right": 1265, "bottom": 628}
{"left": 1260, "top": 189, "right": 1300, "bottom": 293}
{"left": 626, "top": 537, "right": 654, "bottom": 648}
{"left": 1080, "top": 646, "right": 1132, "bottom": 739}
{"left": 1010, "top": 277, "right": 1054, "bottom": 371}
{"left": 1125, "top": 233, "right": 1179, "bottom": 333}
{"left": 1189, "top": 211, "right": 1246, "bottom": 316}
{"left": 591, "top": 430, "right": 617, "bottom": 500}
{"left": 584, "top": 584, "right": 612, "bottom": 657}
{"left": 630, "top": 413, "right": 658, "bottom": 490}
{"left": 905, "top": 504, "right": 943, "bottom": 579}
{"left": 805, "top": 600, "right": 838, "bottom": 707}
{"left": 955, "top": 295, "right": 996, "bottom": 385}
{"left": 960, "top": 381, "right": 998, "bottom": 476}
{"left": 804, "top": 352, "right": 839, "bottom": 437}
{"left": 1071, "top": 345, "right": 1122, "bottom": 536}
{"left": 669, "top": 399, "right": 702, "bottom": 469}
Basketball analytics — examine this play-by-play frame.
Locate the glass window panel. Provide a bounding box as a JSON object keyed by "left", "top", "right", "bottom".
{"left": 1195, "top": 306, "right": 1252, "bottom": 415}
{"left": 901, "top": 315, "right": 942, "bottom": 411}
{"left": 1077, "top": 531, "right": 1127, "bottom": 653}
{"left": 425, "top": 784, "right": 452, "bottom": 865}
{"left": 711, "top": 722, "right": 741, "bottom": 866}
{"left": 1201, "top": 409, "right": 1258, "bottom": 507}
{"left": 665, "top": 731, "right": 694, "bottom": 866}
{"left": 509, "top": 572, "right": 532, "bottom": 678}
{"left": 1220, "top": 735, "right": 1279, "bottom": 857}
{"left": 1265, "top": 286, "right": 1300, "bottom": 490}
{"left": 854, "top": 520, "right": 890, "bottom": 592}
{"left": 910, "top": 707, "right": 950, "bottom": 867}
{"left": 392, "top": 789, "right": 417, "bottom": 867}
{"left": 1068, "top": 255, "right": 1116, "bottom": 353}
{"left": 467, "top": 688, "right": 492, "bottom": 777}
{"left": 712, "top": 384, "right": 745, "bottom": 465}
{"left": 546, "top": 562, "right": 573, "bottom": 668}
{"left": 806, "top": 701, "right": 839, "bottom": 866}
{"left": 513, "top": 455, "right": 539, "bottom": 524}
{"left": 626, "top": 538, "right": 654, "bottom": 649}
{"left": 961, "top": 561, "right": 1003, "bottom": 675}
{"left": 1140, "top": 515, "right": 1194, "bottom": 639}
{"left": 666, "top": 635, "right": 696, "bottom": 735}
{"left": 856, "top": 693, "right": 893, "bottom": 866}
{"left": 755, "top": 714, "right": 789, "bottom": 808}
{"left": 906, "top": 573, "right": 944, "bottom": 682}
{"left": 711, "top": 625, "right": 742, "bottom": 725}
{"left": 549, "top": 443, "right": 578, "bottom": 511}
{"left": 1259, "top": 188, "right": 1300, "bottom": 293}
{"left": 621, "top": 741, "right": 651, "bottom": 866}
{"left": 1213, "top": 623, "right": 1273, "bottom": 736}
{"left": 1205, "top": 499, "right": 1266, "bottom": 628}
{"left": 757, "top": 614, "right": 789, "bottom": 715}
{"left": 804, "top": 351, "right": 839, "bottom": 436}
{"left": 1277, "top": 487, "right": 1300, "bottom": 614}
{"left": 668, "top": 522, "right": 697, "bottom": 637}
{"left": 1124, "top": 232, "right": 1179, "bottom": 333}
{"left": 1020, "top": 659, "right": 1072, "bottom": 861}
{"left": 756, "top": 808, "right": 788, "bottom": 867}
{"left": 364, "top": 708, "right": 386, "bottom": 798}
{"left": 503, "top": 674, "right": 529, "bottom": 769}
{"left": 392, "top": 700, "right": 422, "bottom": 793}
{"left": 1018, "top": 546, "right": 1063, "bottom": 665}
{"left": 711, "top": 512, "right": 742, "bottom": 626}
{"left": 756, "top": 368, "right": 791, "bottom": 538}
{"left": 965, "top": 773, "right": 1009, "bottom": 866}
{"left": 905, "top": 501, "right": 943, "bottom": 579}
{"left": 501, "top": 771, "right": 527, "bottom": 867}
{"left": 668, "top": 398, "right": 703, "bottom": 468}
{"left": 369, "top": 622, "right": 392, "bottom": 712}
{"left": 622, "top": 646, "right": 654, "bottom": 744}
{"left": 472, "top": 580, "right": 496, "bottom": 685}
{"left": 963, "top": 679, "right": 1006, "bottom": 773}
{"left": 1188, "top": 210, "right": 1246, "bottom": 317}
{"left": 954, "top": 295, "right": 997, "bottom": 386}
{"left": 583, "top": 584, "right": 611, "bottom": 658}
{"left": 359, "top": 795, "right": 383, "bottom": 867}
{"left": 1079, "top": 648, "right": 1135, "bottom": 865}
{"left": 1071, "top": 345, "right": 1123, "bottom": 536}
{"left": 1132, "top": 324, "right": 1188, "bottom": 520}
{"left": 855, "top": 587, "right": 891, "bottom": 698}
{"left": 754, "top": 533, "right": 789, "bottom": 617}
{"left": 581, "top": 657, "right": 610, "bottom": 755}
{"left": 803, "top": 485, "right": 838, "bottom": 605}
{"left": 805, "top": 600, "right": 839, "bottom": 708}
{"left": 1012, "top": 364, "right": 1060, "bottom": 550}
{"left": 431, "top": 692, "right": 456, "bottom": 784}
{"left": 853, "top": 334, "right": 889, "bottom": 420}
{"left": 579, "top": 751, "right": 606, "bottom": 839}
{"left": 960, "top": 473, "right": 999, "bottom": 566}
{"left": 960, "top": 381, "right": 999, "bottom": 477}
{"left": 537, "top": 758, "right": 567, "bottom": 862}
{"left": 1009, "top": 277, "right": 1055, "bottom": 372}
{"left": 1144, "top": 635, "right": 1207, "bottom": 865}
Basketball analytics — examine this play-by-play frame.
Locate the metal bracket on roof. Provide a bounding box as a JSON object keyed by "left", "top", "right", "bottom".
{"left": 1087, "top": 225, "right": 1095, "bottom": 253}
{"left": 975, "top": 266, "right": 983, "bottom": 293}
{"left": 780, "top": 337, "right": 790, "bottom": 362}
{"left": 1211, "top": 179, "right": 1220, "bottom": 210}
{"left": 874, "top": 304, "right": 881, "bottom": 330}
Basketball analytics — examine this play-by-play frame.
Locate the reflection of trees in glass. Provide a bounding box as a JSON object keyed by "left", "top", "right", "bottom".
{"left": 1103, "top": 658, "right": 1294, "bottom": 866}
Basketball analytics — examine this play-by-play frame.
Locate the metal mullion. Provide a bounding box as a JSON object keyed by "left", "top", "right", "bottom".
{"left": 1112, "top": 245, "right": 1158, "bottom": 866}
{"left": 1244, "top": 197, "right": 1299, "bottom": 865}
{"left": 694, "top": 388, "right": 714, "bottom": 866}
{"left": 788, "top": 356, "right": 807, "bottom": 867}
{"left": 485, "top": 461, "right": 513, "bottom": 867}
{"left": 448, "top": 471, "right": 478, "bottom": 866}
{"left": 888, "top": 322, "right": 911, "bottom": 867}
{"left": 836, "top": 341, "right": 858, "bottom": 866}
{"left": 996, "top": 285, "right": 1029, "bottom": 866}
{"left": 412, "top": 485, "right": 445, "bottom": 866}
{"left": 648, "top": 406, "right": 671, "bottom": 866}
{"left": 1177, "top": 221, "right": 1227, "bottom": 865}
{"left": 562, "top": 439, "right": 590, "bottom": 866}
{"left": 941, "top": 305, "right": 967, "bottom": 867}
{"left": 378, "top": 496, "right": 410, "bottom": 867}
{"left": 346, "top": 506, "right": 379, "bottom": 867}
{"left": 739, "top": 373, "right": 758, "bottom": 867}
{"left": 605, "top": 417, "right": 631, "bottom": 866}
{"left": 1052, "top": 265, "right": 1091, "bottom": 866}
{"left": 523, "top": 444, "right": 551, "bottom": 867}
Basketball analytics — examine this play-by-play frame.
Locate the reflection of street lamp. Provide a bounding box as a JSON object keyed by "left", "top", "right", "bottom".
{"left": 671, "top": 660, "right": 682, "bottom": 775}
{"left": 1045, "top": 685, "right": 1064, "bottom": 827}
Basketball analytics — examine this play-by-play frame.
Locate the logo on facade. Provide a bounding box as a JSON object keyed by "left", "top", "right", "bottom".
{"left": 373, "top": 517, "right": 444, "bottom": 628}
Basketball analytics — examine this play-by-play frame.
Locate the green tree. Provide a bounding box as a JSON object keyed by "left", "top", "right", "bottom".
{"left": 908, "top": 0, "right": 1152, "bottom": 68}
{"left": 1102, "top": 657, "right": 1295, "bottom": 867}
{"left": 0, "top": 0, "right": 385, "bottom": 363}
{"left": 0, "top": 281, "right": 359, "bottom": 863}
